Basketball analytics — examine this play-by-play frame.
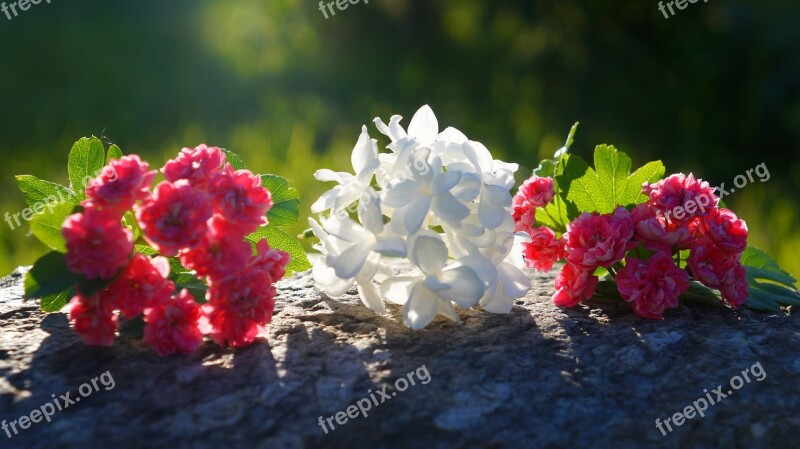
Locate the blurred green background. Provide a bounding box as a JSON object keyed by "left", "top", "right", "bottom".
{"left": 0, "top": 0, "right": 798, "bottom": 277}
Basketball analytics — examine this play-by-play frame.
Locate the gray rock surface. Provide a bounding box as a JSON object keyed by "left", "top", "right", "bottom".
{"left": 1, "top": 263, "right": 799, "bottom": 449}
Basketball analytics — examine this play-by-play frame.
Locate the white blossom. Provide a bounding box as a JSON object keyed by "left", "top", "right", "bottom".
{"left": 310, "top": 105, "right": 531, "bottom": 329}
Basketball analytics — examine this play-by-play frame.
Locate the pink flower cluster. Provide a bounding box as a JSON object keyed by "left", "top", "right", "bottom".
{"left": 513, "top": 173, "right": 749, "bottom": 319}
{"left": 63, "top": 145, "right": 289, "bottom": 354}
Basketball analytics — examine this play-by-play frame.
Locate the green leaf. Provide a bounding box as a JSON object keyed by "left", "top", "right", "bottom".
{"left": 741, "top": 246, "right": 797, "bottom": 286}
{"left": 246, "top": 226, "right": 311, "bottom": 276}
{"left": 119, "top": 316, "right": 145, "bottom": 338}
{"left": 745, "top": 288, "right": 782, "bottom": 312}
{"left": 134, "top": 244, "right": 158, "bottom": 256}
{"left": 560, "top": 121, "right": 580, "bottom": 156}
{"left": 24, "top": 251, "right": 79, "bottom": 299}
{"left": 558, "top": 146, "right": 665, "bottom": 214}
{"left": 221, "top": 148, "right": 246, "bottom": 170}
{"left": 76, "top": 276, "right": 115, "bottom": 298}
{"left": 534, "top": 200, "right": 572, "bottom": 234}
{"left": 29, "top": 202, "right": 79, "bottom": 252}
{"left": 532, "top": 159, "right": 555, "bottom": 178}
{"left": 105, "top": 144, "right": 123, "bottom": 164}
{"left": 15, "top": 175, "right": 77, "bottom": 208}
{"left": 261, "top": 174, "right": 300, "bottom": 227}
{"left": 681, "top": 281, "right": 724, "bottom": 307}
{"left": 67, "top": 137, "right": 106, "bottom": 200}
{"left": 41, "top": 288, "right": 74, "bottom": 312}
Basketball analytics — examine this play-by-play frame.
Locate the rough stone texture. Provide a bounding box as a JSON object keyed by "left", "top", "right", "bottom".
{"left": 1, "top": 263, "right": 799, "bottom": 449}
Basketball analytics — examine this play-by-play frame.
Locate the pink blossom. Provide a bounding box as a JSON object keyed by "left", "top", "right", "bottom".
{"left": 68, "top": 293, "right": 117, "bottom": 346}
{"left": 249, "top": 239, "right": 290, "bottom": 283}
{"left": 203, "top": 268, "right": 276, "bottom": 348}
{"left": 522, "top": 226, "right": 565, "bottom": 272}
{"left": 563, "top": 207, "right": 635, "bottom": 270}
{"left": 208, "top": 166, "right": 272, "bottom": 234}
{"left": 552, "top": 263, "right": 599, "bottom": 308}
{"left": 512, "top": 175, "right": 554, "bottom": 233}
{"left": 180, "top": 217, "right": 252, "bottom": 279}
{"left": 720, "top": 263, "right": 749, "bottom": 308}
{"left": 63, "top": 209, "right": 133, "bottom": 279}
{"left": 512, "top": 194, "right": 536, "bottom": 233}
{"left": 702, "top": 208, "right": 748, "bottom": 255}
{"left": 519, "top": 175, "right": 555, "bottom": 208}
{"left": 642, "top": 173, "right": 718, "bottom": 223}
{"left": 687, "top": 240, "right": 740, "bottom": 289}
{"left": 143, "top": 289, "right": 204, "bottom": 356}
{"left": 616, "top": 253, "right": 689, "bottom": 320}
{"left": 162, "top": 144, "right": 226, "bottom": 189}
{"left": 84, "top": 155, "right": 155, "bottom": 214}
{"left": 104, "top": 254, "right": 174, "bottom": 319}
{"left": 137, "top": 180, "right": 213, "bottom": 256}
{"left": 631, "top": 203, "right": 693, "bottom": 253}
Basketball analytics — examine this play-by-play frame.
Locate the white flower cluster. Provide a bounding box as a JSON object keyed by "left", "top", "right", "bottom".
{"left": 309, "top": 105, "right": 531, "bottom": 329}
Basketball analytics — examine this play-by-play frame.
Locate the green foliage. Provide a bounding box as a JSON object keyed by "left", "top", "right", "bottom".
{"left": 14, "top": 175, "right": 77, "bottom": 207}
{"left": 741, "top": 247, "right": 800, "bottom": 311}
{"left": 24, "top": 251, "right": 79, "bottom": 299}
{"left": 246, "top": 226, "right": 312, "bottom": 276}
{"left": 558, "top": 145, "right": 664, "bottom": 215}
{"left": 534, "top": 123, "right": 580, "bottom": 233}
{"left": 67, "top": 137, "right": 106, "bottom": 200}
{"left": 40, "top": 289, "right": 74, "bottom": 313}
{"left": 106, "top": 144, "right": 124, "bottom": 163}
{"left": 29, "top": 202, "right": 77, "bottom": 252}
{"left": 222, "top": 148, "right": 246, "bottom": 170}
{"left": 261, "top": 174, "right": 300, "bottom": 227}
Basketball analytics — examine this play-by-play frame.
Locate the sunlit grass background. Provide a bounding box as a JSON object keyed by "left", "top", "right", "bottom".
{"left": 0, "top": 0, "right": 798, "bottom": 278}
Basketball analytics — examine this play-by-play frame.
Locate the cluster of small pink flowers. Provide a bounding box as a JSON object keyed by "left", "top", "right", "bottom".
{"left": 513, "top": 172, "right": 749, "bottom": 319}
{"left": 63, "top": 145, "right": 289, "bottom": 354}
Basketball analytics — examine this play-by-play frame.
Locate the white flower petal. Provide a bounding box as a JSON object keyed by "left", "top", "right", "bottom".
{"left": 410, "top": 234, "right": 448, "bottom": 275}
{"left": 310, "top": 186, "right": 341, "bottom": 213}
{"left": 355, "top": 251, "right": 381, "bottom": 284}
{"left": 357, "top": 282, "right": 386, "bottom": 314}
{"left": 373, "top": 236, "right": 407, "bottom": 257}
{"left": 332, "top": 242, "right": 372, "bottom": 279}
{"left": 458, "top": 254, "right": 498, "bottom": 286}
{"left": 374, "top": 115, "right": 408, "bottom": 142}
{"left": 434, "top": 265, "right": 485, "bottom": 307}
{"left": 480, "top": 283, "right": 514, "bottom": 314}
{"left": 464, "top": 141, "right": 494, "bottom": 174}
{"left": 321, "top": 215, "right": 369, "bottom": 242}
{"left": 437, "top": 126, "right": 468, "bottom": 144}
{"left": 408, "top": 105, "right": 439, "bottom": 145}
{"left": 432, "top": 192, "right": 470, "bottom": 224}
{"left": 313, "top": 261, "right": 353, "bottom": 297}
{"left": 383, "top": 179, "right": 419, "bottom": 208}
{"left": 358, "top": 196, "right": 384, "bottom": 235}
{"left": 381, "top": 276, "right": 418, "bottom": 305}
{"left": 351, "top": 125, "right": 378, "bottom": 173}
{"left": 402, "top": 283, "right": 440, "bottom": 330}
{"left": 477, "top": 193, "right": 507, "bottom": 229}
{"left": 498, "top": 262, "right": 532, "bottom": 298}
{"left": 437, "top": 298, "right": 460, "bottom": 322}
{"left": 432, "top": 170, "right": 461, "bottom": 195}
{"left": 314, "top": 169, "right": 344, "bottom": 183}
{"left": 404, "top": 196, "right": 432, "bottom": 234}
